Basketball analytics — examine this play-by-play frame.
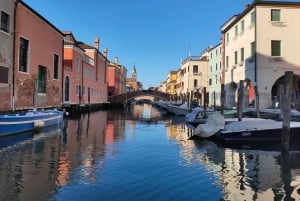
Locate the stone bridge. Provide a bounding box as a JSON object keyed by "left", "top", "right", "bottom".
{"left": 108, "top": 90, "right": 171, "bottom": 106}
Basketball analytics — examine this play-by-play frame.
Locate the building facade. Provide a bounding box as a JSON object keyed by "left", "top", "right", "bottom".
{"left": 0, "top": 0, "right": 14, "bottom": 111}
{"left": 222, "top": 1, "right": 300, "bottom": 109}
{"left": 78, "top": 38, "right": 108, "bottom": 105}
{"left": 208, "top": 43, "right": 222, "bottom": 107}
{"left": 176, "top": 55, "right": 209, "bottom": 105}
{"left": 166, "top": 71, "right": 177, "bottom": 95}
{"left": 63, "top": 33, "right": 108, "bottom": 108}
{"left": 63, "top": 32, "right": 85, "bottom": 106}
{"left": 107, "top": 57, "right": 127, "bottom": 96}
{"left": 14, "top": 1, "right": 64, "bottom": 110}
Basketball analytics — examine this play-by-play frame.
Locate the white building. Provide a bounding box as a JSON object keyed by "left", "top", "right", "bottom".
{"left": 222, "top": 1, "right": 300, "bottom": 109}
{"left": 176, "top": 54, "right": 209, "bottom": 105}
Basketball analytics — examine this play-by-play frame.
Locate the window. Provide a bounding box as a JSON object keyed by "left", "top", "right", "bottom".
{"left": 38, "top": 66, "right": 47, "bottom": 93}
{"left": 209, "top": 78, "right": 212, "bottom": 86}
{"left": 226, "top": 33, "right": 229, "bottom": 43}
{"left": 76, "top": 85, "right": 81, "bottom": 96}
{"left": 226, "top": 56, "right": 229, "bottom": 68}
{"left": 234, "top": 51, "right": 238, "bottom": 65}
{"left": 215, "top": 63, "right": 217, "bottom": 70}
{"left": 0, "top": 66, "right": 8, "bottom": 84}
{"left": 19, "top": 37, "right": 29, "bottom": 72}
{"left": 54, "top": 54, "right": 59, "bottom": 79}
{"left": 194, "top": 79, "right": 198, "bottom": 88}
{"left": 271, "top": 40, "right": 281, "bottom": 56}
{"left": 235, "top": 25, "right": 238, "bottom": 37}
{"left": 241, "top": 20, "right": 245, "bottom": 32}
{"left": 251, "top": 12, "right": 255, "bottom": 24}
{"left": 1, "top": 11, "right": 9, "bottom": 33}
{"left": 76, "top": 57, "right": 80, "bottom": 71}
{"left": 271, "top": 9, "right": 280, "bottom": 21}
{"left": 240, "top": 47, "right": 244, "bottom": 62}
{"left": 251, "top": 42, "right": 256, "bottom": 57}
{"left": 193, "top": 65, "right": 198, "bottom": 73}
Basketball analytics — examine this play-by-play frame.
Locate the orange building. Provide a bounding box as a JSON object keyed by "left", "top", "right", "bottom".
{"left": 63, "top": 32, "right": 108, "bottom": 110}
{"left": 107, "top": 57, "right": 127, "bottom": 96}
{"left": 13, "top": 1, "right": 64, "bottom": 110}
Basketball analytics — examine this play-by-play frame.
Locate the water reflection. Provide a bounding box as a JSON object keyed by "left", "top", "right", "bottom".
{"left": 168, "top": 122, "right": 300, "bottom": 200}
{"left": 0, "top": 103, "right": 300, "bottom": 200}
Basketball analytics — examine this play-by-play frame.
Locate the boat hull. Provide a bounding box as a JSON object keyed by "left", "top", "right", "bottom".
{"left": 216, "top": 126, "right": 300, "bottom": 141}
{"left": 0, "top": 110, "right": 64, "bottom": 137}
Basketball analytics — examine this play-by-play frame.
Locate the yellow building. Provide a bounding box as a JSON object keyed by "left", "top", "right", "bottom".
{"left": 166, "top": 71, "right": 177, "bottom": 95}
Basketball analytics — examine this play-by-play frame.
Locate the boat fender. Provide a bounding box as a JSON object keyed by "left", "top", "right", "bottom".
{"left": 199, "top": 112, "right": 204, "bottom": 118}
{"left": 34, "top": 120, "right": 45, "bottom": 128}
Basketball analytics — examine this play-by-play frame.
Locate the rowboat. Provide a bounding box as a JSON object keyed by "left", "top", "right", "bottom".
{"left": 0, "top": 108, "right": 64, "bottom": 137}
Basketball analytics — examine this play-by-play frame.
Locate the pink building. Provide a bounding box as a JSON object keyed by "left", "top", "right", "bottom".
{"left": 63, "top": 32, "right": 108, "bottom": 111}
{"left": 13, "top": 1, "right": 64, "bottom": 110}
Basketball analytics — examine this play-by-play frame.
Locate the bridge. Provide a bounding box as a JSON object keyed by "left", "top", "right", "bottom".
{"left": 108, "top": 90, "right": 171, "bottom": 106}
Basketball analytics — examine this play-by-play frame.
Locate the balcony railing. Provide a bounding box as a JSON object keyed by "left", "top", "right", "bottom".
{"left": 181, "top": 56, "right": 201, "bottom": 65}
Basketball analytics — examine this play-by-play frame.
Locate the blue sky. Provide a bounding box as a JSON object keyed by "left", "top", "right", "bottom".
{"left": 24, "top": 0, "right": 254, "bottom": 88}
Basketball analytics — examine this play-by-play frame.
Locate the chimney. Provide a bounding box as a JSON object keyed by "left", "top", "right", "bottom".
{"left": 245, "top": 4, "right": 250, "bottom": 9}
{"left": 94, "top": 37, "right": 99, "bottom": 50}
{"left": 114, "top": 57, "right": 118, "bottom": 64}
{"left": 103, "top": 48, "right": 108, "bottom": 58}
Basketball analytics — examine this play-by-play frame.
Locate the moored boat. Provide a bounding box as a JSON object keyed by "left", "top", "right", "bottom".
{"left": 216, "top": 118, "right": 300, "bottom": 141}
{"left": 0, "top": 108, "right": 64, "bottom": 137}
{"left": 188, "top": 112, "right": 225, "bottom": 138}
{"left": 185, "top": 107, "right": 236, "bottom": 125}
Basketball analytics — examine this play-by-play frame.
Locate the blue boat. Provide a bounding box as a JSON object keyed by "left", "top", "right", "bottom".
{"left": 0, "top": 109, "right": 64, "bottom": 137}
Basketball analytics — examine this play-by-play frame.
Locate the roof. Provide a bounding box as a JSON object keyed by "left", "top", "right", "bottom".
{"left": 221, "top": 0, "right": 300, "bottom": 33}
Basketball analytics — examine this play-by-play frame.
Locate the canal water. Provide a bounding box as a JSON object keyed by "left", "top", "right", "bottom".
{"left": 0, "top": 103, "right": 300, "bottom": 201}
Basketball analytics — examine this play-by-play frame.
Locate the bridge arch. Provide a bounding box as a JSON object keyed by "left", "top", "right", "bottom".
{"left": 108, "top": 90, "right": 171, "bottom": 106}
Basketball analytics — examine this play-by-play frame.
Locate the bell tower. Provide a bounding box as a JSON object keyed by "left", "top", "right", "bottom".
{"left": 132, "top": 65, "right": 137, "bottom": 81}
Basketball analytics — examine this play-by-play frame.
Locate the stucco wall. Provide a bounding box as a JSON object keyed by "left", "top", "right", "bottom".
{"left": 14, "top": 3, "right": 63, "bottom": 110}
{"left": 0, "top": 0, "right": 14, "bottom": 112}
{"left": 256, "top": 5, "right": 300, "bottom": 108}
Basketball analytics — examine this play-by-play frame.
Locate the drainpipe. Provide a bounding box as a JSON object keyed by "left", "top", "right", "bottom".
{"left": 254, "top": 5, "right": 257, "bottom": 84}
{"left": 81, "top": 58, "right": 83, "bottom": 105}
{"left": 61, "top": 39, "right": 64, "bottom": 107}
{"left": 12, "top": 0, "right": 18, "bottom": 112}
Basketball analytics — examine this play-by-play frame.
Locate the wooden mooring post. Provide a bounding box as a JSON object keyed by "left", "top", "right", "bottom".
{"left": 213, "top": 91, "right": 216, "bottom": 111}
{"left": 203, "top": 87, "right": 207, "bottom": 116}
{"left": 221, "top": 84, "right": 225, "bottom": 115}
{"left": 238, "top": 80, "right": 244, "bottom": 121}
{"left": 254, "top": 85, "right": 260, "bottom": 118}
{"left": 282, "top": 71, "right": 293, "bottom": 152}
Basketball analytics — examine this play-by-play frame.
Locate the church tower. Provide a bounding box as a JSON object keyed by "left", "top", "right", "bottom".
{"left": 132, "top": 65, "right": 137, "bottom": 81}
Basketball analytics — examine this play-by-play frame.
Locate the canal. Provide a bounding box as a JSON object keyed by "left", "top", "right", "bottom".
{"left": 0, "top": 103, "right": 300, "bottom": 201}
